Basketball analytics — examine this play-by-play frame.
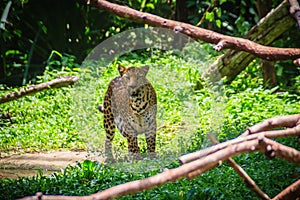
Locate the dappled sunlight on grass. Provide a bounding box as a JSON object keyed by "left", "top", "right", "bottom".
{"left": 73, "top": 50, "right": 223, "bottom": 168}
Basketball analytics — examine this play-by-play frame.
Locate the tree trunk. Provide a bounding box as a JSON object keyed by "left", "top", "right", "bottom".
{"left": 175, "top": 0, "right": 189, "bottom": 23}
{"left": 261, "top": 60, "right": 277, "bottom": 88}
{"left": 257, "top": 0, "right": 277, "bottom": 88}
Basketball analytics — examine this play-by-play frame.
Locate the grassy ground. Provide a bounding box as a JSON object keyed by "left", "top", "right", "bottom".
{"left": 0, "top": 50, "right": 299, "bottom": 199}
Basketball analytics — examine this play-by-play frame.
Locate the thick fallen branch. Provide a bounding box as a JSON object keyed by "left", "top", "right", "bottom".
{"left": 0, "top": 76, "right": 79, "bottom": 104}
{"left": 88, "top": 0, "right": 300, "bottom": 62}
{"left": 19, "top": 114, "right": 300, "bottom": 200}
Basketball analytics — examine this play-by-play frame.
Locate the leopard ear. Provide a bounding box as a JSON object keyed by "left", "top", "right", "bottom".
{"left": 118, "top": 65, "right": 126, "bottom": 76}
{"left": 142, "top": 65, "right": 149, "bottom": 75}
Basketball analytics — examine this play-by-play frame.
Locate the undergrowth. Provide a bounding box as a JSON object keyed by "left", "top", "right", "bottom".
{"left": 0, "top": 50, "right": 299, "bottom": 199}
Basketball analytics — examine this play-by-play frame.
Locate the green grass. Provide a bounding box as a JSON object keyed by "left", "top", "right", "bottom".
{"left": 0, "top": 68, "right": 84, "bottom": 156}
{"left": 0, "top": 50, "right": 299, "bottom": 199}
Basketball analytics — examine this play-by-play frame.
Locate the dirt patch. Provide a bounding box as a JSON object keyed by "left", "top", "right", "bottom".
{"left": 0, "top": 151, "right": 104, "bottom": 179}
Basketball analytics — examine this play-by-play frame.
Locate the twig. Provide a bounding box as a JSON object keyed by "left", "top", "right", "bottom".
{"left": 195, "top": 4, "right": 212, "bottom": 27}
{"left": 0, "top": 1, "right": 12, "bottom": 30}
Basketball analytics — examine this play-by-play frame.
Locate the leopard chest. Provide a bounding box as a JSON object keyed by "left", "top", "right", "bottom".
{"left": 111, "top": 85, "right": 157, "bottom": 136}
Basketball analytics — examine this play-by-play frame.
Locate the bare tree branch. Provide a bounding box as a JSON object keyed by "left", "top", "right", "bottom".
{"left": 179, "top": 130, "right": 300, "bottom": 165}
{"left": 88, "top": 0, "right": 300, "bottom": 61}
{"left": 0, "top": 76, "right": 79, "bottom": 104}
{"left": 179, "top": 121, "right": 300, "bottom": 164}
{"left": 240, "top": 114, "right": 300, "bottom": 137}
{"left": 288, "top": 0, "right": 300, "bottom": 28}
{"left": 272, "top": 179, "right": 300, "bottom": 200}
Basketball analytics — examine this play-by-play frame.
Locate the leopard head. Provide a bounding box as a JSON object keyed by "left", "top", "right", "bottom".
{"left": 118, "top": 65, "right": 149, "bottom": 95}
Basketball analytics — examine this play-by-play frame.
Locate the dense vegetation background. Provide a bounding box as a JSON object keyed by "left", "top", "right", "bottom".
{"left": 0, "top": 0, "right": 299, "bottom": 199}
{"left": 1, "top": 0, "right": 300, "bottom": 87}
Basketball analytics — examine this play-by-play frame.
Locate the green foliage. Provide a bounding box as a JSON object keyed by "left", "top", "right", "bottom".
{"left": 0, "top": 0, "right": 175, "bottom": 86}
{"left": 184, "top": 0, "right": 259, "bottom": 35}
{"left": 220, "top": 87, "right": 300, "bottom": 140}
{"left": 1, "top": 50, "right": 299, "bottom": 199}
{"left": 0, "top": 0, "right": 299, "bottom": 198}
{"left": 1, "top": 0, "right": 299, "bottom": 90}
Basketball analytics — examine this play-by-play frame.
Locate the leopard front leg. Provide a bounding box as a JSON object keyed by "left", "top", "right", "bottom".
{"left": 142, "top": 102, "right": 157, "bottom": 159}
{"left": 145, "top": 122, "right": 156, "bottom": 158}
{"left": 105, "top": 133, "right": 114, "bottom": 160}
{"left": 145, "top": 118, "right": 156, "bottom": 158}
{"left": 126, "top": 134, "right": 142, "bottom": 160}
{"left": 104, "top": 114, "right": 116, "bottom": 161}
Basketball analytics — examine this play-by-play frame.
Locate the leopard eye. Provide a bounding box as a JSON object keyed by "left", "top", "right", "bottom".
{"left": 123, "top": 74, "right": 130, "bottom": 80}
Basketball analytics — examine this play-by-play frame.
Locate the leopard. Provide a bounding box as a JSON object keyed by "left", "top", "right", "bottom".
{"left": 98, "top": 65, "right": 157, "bottom": 160}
